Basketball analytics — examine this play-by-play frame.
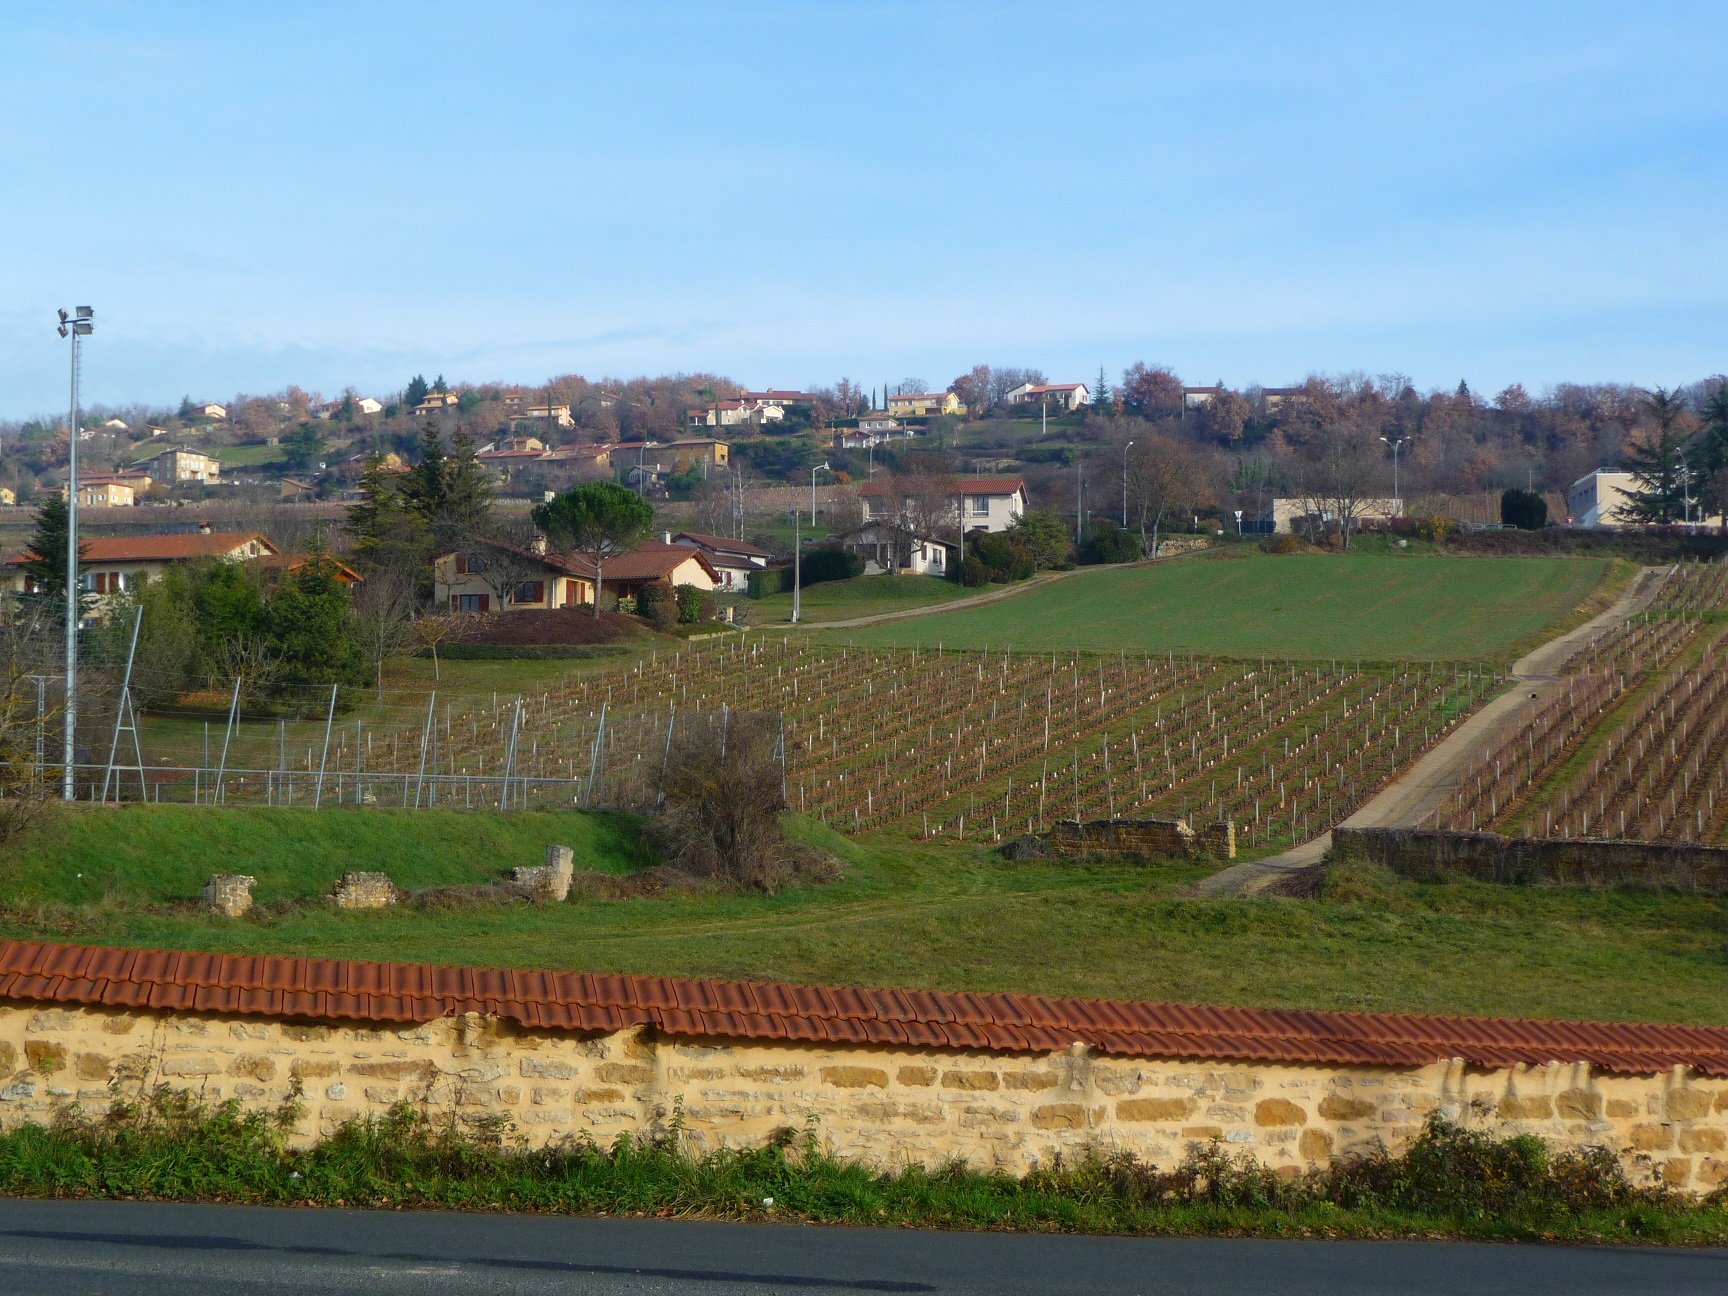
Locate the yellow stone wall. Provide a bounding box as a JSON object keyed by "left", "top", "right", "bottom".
{"left": 1, "top": 999, "right": 1724, "bottom": 1189}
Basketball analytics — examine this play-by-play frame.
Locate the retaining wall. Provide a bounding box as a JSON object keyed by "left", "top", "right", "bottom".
{"left": 1334, "top": 826, "right": 1728, "bottom": 893}
{"left": 3, "top": 1001, "right": 1725, "bottom": 1189}
{"left": 1038, "top": 817, "right": 1236, "bottom": 860}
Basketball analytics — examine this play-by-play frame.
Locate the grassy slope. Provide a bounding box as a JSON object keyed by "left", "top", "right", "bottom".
{"left": 212, "top": 444, "right": 288, "bottom": 468}
{"left": 6, "top": 807, "right": 1727, "bottom": 1027}
{"left": 752, "top": 573, "right": 970, "bottom": 625}
{"left": 833, "top": 552, "right": 1612, "bottom": 661}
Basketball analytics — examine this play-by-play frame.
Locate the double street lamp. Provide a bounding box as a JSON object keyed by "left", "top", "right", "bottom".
{"left": 56, "top": 306, "right": 93, "bottom": 801}
{"left": 791, "top": 461, "right": 830, "bottom": 625}
{"left": 1379, "top": 435, "right": 1410, "bottom": 513}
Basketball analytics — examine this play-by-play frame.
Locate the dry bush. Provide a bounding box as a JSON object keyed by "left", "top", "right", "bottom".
{"left": 648, "top": 710, "right": 832, "bottom": 892}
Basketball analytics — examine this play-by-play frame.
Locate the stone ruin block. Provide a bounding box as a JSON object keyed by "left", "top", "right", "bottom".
{"left": 202, "top": 874, "right": 257, "bottom": 918}
{"left": 512, "top": 844, "right": 574, "bottom": 903}
{"left": 331, "top": 871, "right": 401, "bottom": 910}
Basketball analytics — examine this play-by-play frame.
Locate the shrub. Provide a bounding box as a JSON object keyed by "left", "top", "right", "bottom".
{"left": 637, "top": 584, "right": 680, "bottom": 633}
{"left": 674, "top": 584, "right": 705, "bottom": 624}
{"left": 647, "top": 711, "right": 828, "bottom": 892}
{"left": 1081, "top": 519, "right": 1142, "bottom": 564}
{"left": 1417, "top": 516, "right": 1458, "bottom": 543}
{"left": 961, "top": 555, "right": 991, "bottom": 587}
{"left": 969, "top": 531, "right": 1036, "bottom": 583}
{"left": 1501, "top": 488, "right": 1548, "bottom": 531}
{"left": 799, "top": 546, "right": 863, "bottom": 587}
{"left": 1261, "top": 534, "right": 1305, "bottom": 555}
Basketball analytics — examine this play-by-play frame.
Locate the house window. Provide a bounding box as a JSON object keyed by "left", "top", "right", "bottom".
{"left": 515, "top": 581, "right": 545, "bottom": 604}
{"left": 465, "top": 553, "right": 488, "bottom": 573}
{"left": 967, "top": 495, "right": 989, "bottom": 517}
{"left": 454, "top": 594, "right": 489, "bottom": 613}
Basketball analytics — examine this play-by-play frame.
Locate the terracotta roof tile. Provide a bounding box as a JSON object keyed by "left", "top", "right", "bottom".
{"left": 2, "top": 939, "right": 1727, "bottom": 1076}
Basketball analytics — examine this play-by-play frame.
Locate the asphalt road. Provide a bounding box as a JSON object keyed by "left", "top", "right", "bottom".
{"left": 0, "top": 1199, "right": 1725, "bottom": 1295}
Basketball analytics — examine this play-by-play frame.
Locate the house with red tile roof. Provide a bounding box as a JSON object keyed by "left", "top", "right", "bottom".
{"left": 671, "top": 531, "right": 770, "bottom": 592}
{"left": 434, "top": 538, "right": 720, "bottom": 613}
{"left": 4, "top": 529, "right": 278, "bottom": 600}
{"left": 1005, "top": 381, "right": 1091, "bottom": 411}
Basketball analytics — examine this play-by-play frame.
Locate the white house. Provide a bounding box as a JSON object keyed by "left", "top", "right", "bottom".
{"left": 858, "top": 475, "right": 1027, "bottom": 534}
{"left": 1004, "top": 382, "right": 1090, "bottom": 410}
{"left": 843, "top": 523, "right": 953, "bottom": 578}
{"left": 671, "top": 532, "right": 770, "bottom": 592}
{"left": 193, "top": 402, "right": 228, "bottom": 420}
{"left": 1569, "top": 470, "right": 1641, "bottom": 527}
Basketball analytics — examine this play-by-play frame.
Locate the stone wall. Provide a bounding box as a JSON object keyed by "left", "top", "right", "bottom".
{"left": 1335, "top": 826, "right": 1728, "bottom": 893}
{"left": 1033, "top": 817, "right": 1236, "bottom": 860}
{"left": 2, "top": 999, "right": 1722, "bottom": 1189}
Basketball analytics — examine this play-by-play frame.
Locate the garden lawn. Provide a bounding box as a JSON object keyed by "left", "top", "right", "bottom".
{"left": 753, "top": 573, "right": 971, "bottom": 624}
{"left": 212, "top": 444, "right": 289, "bottom": 468}
{"left": 832, "top": 552, "right": 1615, "bottom": 661}
{"left": 4, "top": 806, "right": 1727, "bottom": 1027}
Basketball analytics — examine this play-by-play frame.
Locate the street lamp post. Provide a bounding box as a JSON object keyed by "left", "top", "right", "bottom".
{"left": 1121, "top": 440, "right": 1134, "bottom": 527}
{"left": 1678, "top": 452, "right": 1694, "bottom": 534}
{"left": 790, "top": 507, "right": 802, "bottom": 625}
{"left": 56, "top": 306, "right": 93, "bottom": 801}
{"left": 791, "top": 462, "right": 829, "bottom": 626}
{"left": 1379, "top": 435, "right": 1410, "bottom": 513}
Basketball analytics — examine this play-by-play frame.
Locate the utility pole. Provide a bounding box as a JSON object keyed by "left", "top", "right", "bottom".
{"left": 790, "top": 508, "right": 803, "bottom": 624}
{"left": 1122, "top": 440, "right": 1134, "bottom": 527}
{"left": 56, "top": 307, "right": 93, "bottom": 801}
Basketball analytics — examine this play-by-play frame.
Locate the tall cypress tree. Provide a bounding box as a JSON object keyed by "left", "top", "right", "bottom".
{"left": 22, "top": 494, "right": 85, "bottom": 596}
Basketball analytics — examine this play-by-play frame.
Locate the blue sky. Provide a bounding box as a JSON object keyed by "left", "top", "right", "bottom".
{"left": 2, "top": 1, "right": 1724, "bottom": 417}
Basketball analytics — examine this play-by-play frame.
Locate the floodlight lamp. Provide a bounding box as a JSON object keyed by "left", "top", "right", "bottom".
{"left": 73, "top": 322, "right": 92, "bottom": 336}
{"left": 56, "top": 323, "right": 68, "bottom": 339}
{"left": 57, "top": 308, "right": 69, "bottom": 324}
{"left": 75, "top": 307, "right": 93, "bottom": 320}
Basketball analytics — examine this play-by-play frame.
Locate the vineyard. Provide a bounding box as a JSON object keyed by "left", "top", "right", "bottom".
{"left": 122, "top": 636, "right": 1497, "bottom": 854}
{"left": 1428, "top": 562, "right": 1728, "bottom": 844}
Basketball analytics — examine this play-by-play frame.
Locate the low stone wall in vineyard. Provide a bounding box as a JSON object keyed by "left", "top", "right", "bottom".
{"left": 1334, "top": 826, "right": 1728, "bottom": 893}
{"left": 1022, "top": 817, "right": 1236, "bottom": 861}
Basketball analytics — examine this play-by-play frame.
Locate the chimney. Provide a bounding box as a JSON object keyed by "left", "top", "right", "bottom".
{"left": 663, "top": 530, "right": 671, "bottom": 545}
{"left": 530, "top": 533, "right": 547, "bottom": 556}
{"left": 197, "top": 519, "right": 211, "bottom": 534}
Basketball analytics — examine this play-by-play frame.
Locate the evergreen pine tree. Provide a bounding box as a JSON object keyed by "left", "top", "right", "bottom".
{"left": 404, "top": 374, "right": 430, "bottom": 409}
{"left": 404, "top": 425, "right": 448, "bottom": 522}
{"left": 441, "top": 425, "right": 496, "bottom": 543}
{"left": 1619, "top": 388, "right": 1695, "bottom": 524}
{"left": 1095, "top": 365, "right": 1110, "bottom": 414}
{"left": 22, "top": 494, "right": 84, "bottom": 596}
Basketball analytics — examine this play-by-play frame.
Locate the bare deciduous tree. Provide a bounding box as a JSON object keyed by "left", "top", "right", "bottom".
{"left": 350, "top": 566, "right": 420, "bottom": 699}
{"left": 1127, "top": 435, "right": 1201, "bottom": 558}
{"left": 1294, "top": 416, "right": 1385, "bottom": 549}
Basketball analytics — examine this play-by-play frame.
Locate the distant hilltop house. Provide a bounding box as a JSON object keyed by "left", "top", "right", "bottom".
{"left": 836, "top": 415, "right": 916, "bottom": 450}
{"left": 146, "top": 424, "right": 169, "bottom": 437}
{"left": 193, "top": 402, "right": 227, "bottom": 420}
{"left": 1185, "top": 385, "right": 1298, "bottom": 410}
{"left": 411, "top": 392, "right": 462, "bottom": 416}
{"left": 1264, "top": 497, "right": 1403, "bottom": 535}
{"left": 101, "top": 417, "right": 129, "bottom": 431}
{"left": 434, "top": 539, "right": 720, "bottom": 613}
{"left": 314, "top": 396, "right": 384, "bottom": 419}
{"left": 858, "top": 475, "right": 1027, "bottom": 533}
{"left": 514, "top": 403, "right": 574, "bottom": 430}
{"left": 887, "top": 391, "right": 966, "bottom": 419}
{"left": 1005, "top": 382, "right": 1090, "bottom": 411}
{"left": 688, "top": 400, "right": 757, "bottom": 428}
{"left": 135, "top": 447, "right": 220, "bottom": 485}
{"left": 739, "top": 390, "right": 817, "bottom": 408}
{"left": 0, "top": 488, "right": 15, "bottom": 507}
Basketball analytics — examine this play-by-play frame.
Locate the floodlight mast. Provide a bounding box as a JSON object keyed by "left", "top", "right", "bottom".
{"left": 57, "top": 307, "right": 93, "bottom": 800}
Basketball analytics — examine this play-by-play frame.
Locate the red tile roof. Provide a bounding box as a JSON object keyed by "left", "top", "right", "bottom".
{"left": 5, "top": 531, "right": 277, "bottom": 566}
{"left": 673, "top": 532, "right": 770, "bottom": 558}
{"left": 858, "top": 476, "right": 1026, "bottom": 498}
{"left": 0, "top": 938, "right": 1723, "bottom": 1075}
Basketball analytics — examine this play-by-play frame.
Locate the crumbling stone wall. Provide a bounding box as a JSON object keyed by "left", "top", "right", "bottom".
{"left": 1, "top": 1000, "right": 1718, "bottom": 1189}
{"left": 1335, "top": 826, "right": 1728, "bottom": 893}
{"left": 1028, "top": 817, "right": 1235, "bottom": 861}
{"left": 330, "top": 872, "right": 401, "bottom": 909}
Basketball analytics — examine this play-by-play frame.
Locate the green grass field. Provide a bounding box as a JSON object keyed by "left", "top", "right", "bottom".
{"left": 213, "top": 443, "right": 289, "bottom": 468}
{"left": 831, "top": 552, "right": 1618, "bottom": 661}
{"left": 6, "top": 805, "right": 1725, "bottom": 1027}
{"left": 752, "top": 573, "right": 970, "bottom": 625}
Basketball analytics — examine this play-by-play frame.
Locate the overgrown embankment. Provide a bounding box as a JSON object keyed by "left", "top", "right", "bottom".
{"left": 2, "top": 1094, "right": 1725, "bottom": 1243}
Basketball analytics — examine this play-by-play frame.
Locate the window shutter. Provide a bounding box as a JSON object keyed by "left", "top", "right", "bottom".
{"left": 455, "top": 552, "right": 467, "bottom": 574}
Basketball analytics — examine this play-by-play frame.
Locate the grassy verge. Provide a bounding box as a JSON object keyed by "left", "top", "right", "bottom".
{"left": 2, "top": 1095, "right": 1722, "bottom": 1243}
{"left": 833, "top": 553, "right": 1614, "bottom": 661}
{"left": 752, "top": 573, "right": 972, "bottom": 625}
{"left": 7, "top": 806, "right": 1728, "bottom": 1025}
